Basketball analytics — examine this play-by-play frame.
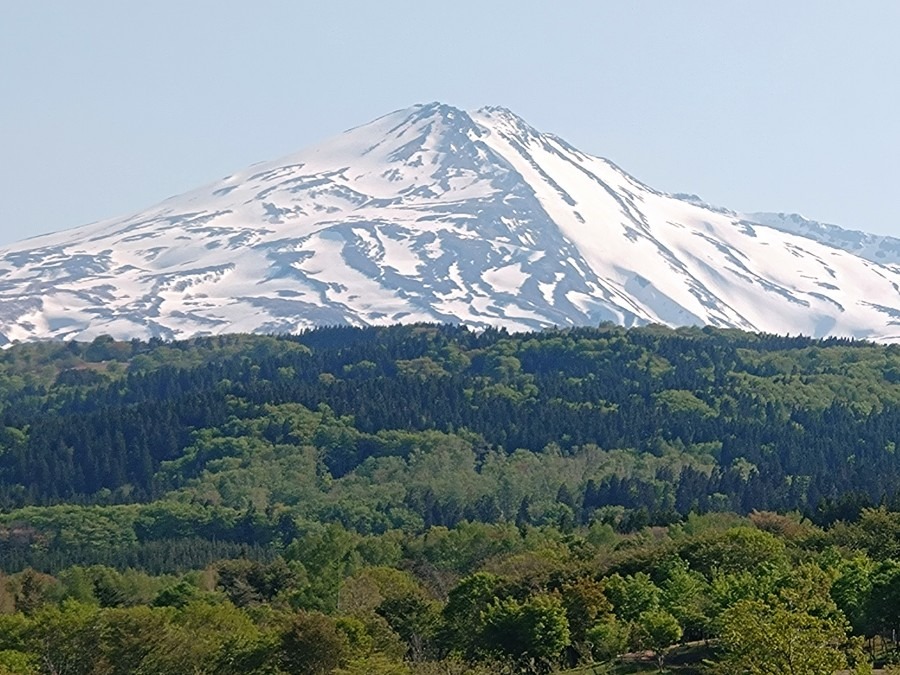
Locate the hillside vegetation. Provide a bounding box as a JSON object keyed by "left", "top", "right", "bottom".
{"left": 1, "top": 324, "right": 900, "bottom": 672}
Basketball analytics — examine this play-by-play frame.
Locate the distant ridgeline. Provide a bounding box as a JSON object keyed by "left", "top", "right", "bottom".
{"left": 0, "top": 322, "right": 899, "bottom": 568}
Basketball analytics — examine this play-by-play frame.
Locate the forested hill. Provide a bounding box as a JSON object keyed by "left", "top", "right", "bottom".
{"left": 1, "top": 323, "right": 900, "bottom": 529}
{"left": 7, "top": 323, "right": 900, "bottom": 673}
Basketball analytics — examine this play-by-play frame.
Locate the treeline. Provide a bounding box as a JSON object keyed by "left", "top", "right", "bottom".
{"left": 2, "top": 324, "right": 900, "bottom": 521}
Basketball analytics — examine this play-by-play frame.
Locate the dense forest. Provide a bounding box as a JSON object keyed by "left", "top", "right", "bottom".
{"left": 2, "top": 323, "right": 900, "bottom": 672}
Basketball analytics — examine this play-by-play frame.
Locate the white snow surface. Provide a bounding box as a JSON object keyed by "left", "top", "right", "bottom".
{"left": 3, "top": 102, "right": 900, "bottom": 344}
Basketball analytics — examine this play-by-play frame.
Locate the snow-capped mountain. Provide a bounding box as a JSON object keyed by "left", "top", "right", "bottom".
{"left": 744, "top": 212, "right": 900, "bottom": 267}
{"left": 669, "top": 195, "right": 900, "bottom": 266}
{"left": 2, "top": 102, "right": 900, "bottom": 344}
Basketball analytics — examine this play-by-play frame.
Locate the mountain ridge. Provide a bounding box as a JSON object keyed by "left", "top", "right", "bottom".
{"left": 2, "top": 102, "right": 900, "bottom": 344}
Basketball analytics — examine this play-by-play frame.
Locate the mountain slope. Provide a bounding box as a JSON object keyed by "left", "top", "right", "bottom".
{"left": 2, "top": 102, "right": 900, "bottom": 343}
{"left": 746, "top": 211, "right": 900, "bottom": 266}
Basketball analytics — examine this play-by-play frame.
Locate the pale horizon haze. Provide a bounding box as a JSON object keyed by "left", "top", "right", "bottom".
{"left": 2, "top": 1, "right": 899, "bottom": 245}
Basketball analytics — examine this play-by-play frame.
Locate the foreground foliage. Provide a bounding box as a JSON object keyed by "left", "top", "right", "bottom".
{"left": 0, "top": 512, "right": 891, "bottom": 673}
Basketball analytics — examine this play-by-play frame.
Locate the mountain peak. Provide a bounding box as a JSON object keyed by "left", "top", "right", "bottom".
{"left": 476, "top": 104, "right": 518, "bottom": 117}
{"left": 473, "top": 105, "right": 542, "bottom": 138}
{"left": 3, "top": 105, "right": 900, "bottom": 344}
{"left": 411, "top": 101, "right": 466, "bottom": 117}
{"left": 392, "top": 102, "right": 484, "bottom": 133}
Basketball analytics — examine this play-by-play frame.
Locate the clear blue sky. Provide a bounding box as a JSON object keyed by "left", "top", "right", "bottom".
{"left": 2, "top": 1, "right": 899, "bottom": 245}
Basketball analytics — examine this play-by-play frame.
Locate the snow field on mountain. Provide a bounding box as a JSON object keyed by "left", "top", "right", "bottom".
{"left": 3, "top": 102, "right": 900, "bottom": 343}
